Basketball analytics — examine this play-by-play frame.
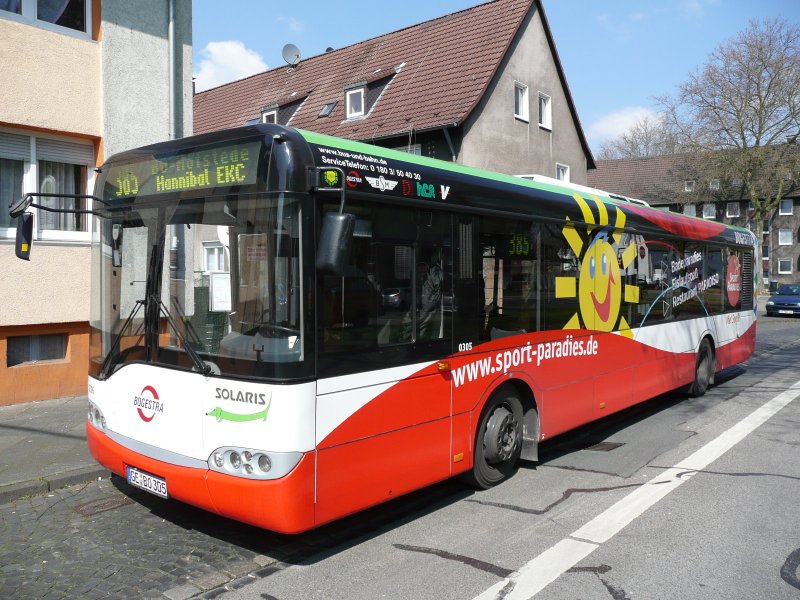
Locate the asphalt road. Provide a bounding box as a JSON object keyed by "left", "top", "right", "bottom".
{"left": 1, "top": 311, "right": 799, "bottom": 600}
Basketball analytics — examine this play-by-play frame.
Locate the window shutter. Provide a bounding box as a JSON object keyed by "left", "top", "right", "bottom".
{"left": 0, "top": 132, "right": 31, "bottom": 161}
{"left": 36, "top": 138, "right": 94, "bottom": 166}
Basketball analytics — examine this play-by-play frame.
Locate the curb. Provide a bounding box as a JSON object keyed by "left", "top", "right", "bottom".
{"left": 0, "top": 465, "right": 111, "bottom": 506}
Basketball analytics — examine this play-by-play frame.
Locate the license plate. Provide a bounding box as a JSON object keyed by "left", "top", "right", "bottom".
{"left": 126, "top": 466, "right": 168, "bottom": 499}
{"left": 779, "top": 310, "right": 794, "bottom": 315}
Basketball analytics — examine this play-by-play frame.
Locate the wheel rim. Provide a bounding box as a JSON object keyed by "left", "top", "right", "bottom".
{"left": 483, "top": 405, "right": 520, "bottom": 464}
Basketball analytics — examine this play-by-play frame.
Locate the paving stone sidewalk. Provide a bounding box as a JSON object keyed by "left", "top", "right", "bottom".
{"left": 0, "top": 395, "right": 109, "bottom": 505}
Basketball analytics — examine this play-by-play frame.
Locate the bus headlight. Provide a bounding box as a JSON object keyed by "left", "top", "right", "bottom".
{"left": 207, "top": 447, "right": 303, "bottom": 480}
{"left": 87, "top": 401, "right": 107, "bottom": 431}
{"left": 258, "top": 454, "right": 272, "bottom": 473}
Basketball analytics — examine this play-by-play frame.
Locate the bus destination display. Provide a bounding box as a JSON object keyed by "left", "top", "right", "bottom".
{"left": 105, "top": 141, "right": 261, "bottom": 199}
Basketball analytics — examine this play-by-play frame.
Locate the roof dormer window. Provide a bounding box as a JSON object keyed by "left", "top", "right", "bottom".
{"left": 261, "top": 110, "right": 277, "bottom": 124}
{"left": 346, "top": 88, "right": 365, "bottom": 119}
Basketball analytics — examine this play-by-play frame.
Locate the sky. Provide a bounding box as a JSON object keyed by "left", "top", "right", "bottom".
{"left": 191, "top": 0, "right": 800, "bottom": 154}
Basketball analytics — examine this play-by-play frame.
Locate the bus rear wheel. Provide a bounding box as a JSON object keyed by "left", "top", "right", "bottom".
{"left": 686, "top": 338, "right": 714, "bottom": 397}
{"left": 465, "top": 389, "right": 523, "bottom": 489}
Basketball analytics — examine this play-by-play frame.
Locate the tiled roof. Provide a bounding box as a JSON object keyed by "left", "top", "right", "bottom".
{"left": 587, "top": 154, "right": 695, "bottom": 205}
{"left": 194, "top": 0, "right": 592, "bottom": 165}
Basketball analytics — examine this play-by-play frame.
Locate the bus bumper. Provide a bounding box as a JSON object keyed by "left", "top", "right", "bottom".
{"left": 86, "top": 423, "right": 316, "bottom": 533}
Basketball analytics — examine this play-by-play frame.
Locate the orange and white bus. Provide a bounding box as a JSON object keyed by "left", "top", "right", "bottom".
{"left": 13, "top": 124, "right": 756, "bottom": 533}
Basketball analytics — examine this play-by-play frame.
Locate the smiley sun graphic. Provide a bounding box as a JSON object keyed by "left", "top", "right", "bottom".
{"left": 555, "top": 193, "right": 641, "bottom": 337}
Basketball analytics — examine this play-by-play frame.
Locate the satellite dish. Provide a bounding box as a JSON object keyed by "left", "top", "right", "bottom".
{"left": 282, "top": 43, "right": 301, "bottom": 67}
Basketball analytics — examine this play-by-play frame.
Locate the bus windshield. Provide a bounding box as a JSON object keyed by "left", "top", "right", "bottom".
{"left": 89, "top": 192, "right": 309, "bottom": 380}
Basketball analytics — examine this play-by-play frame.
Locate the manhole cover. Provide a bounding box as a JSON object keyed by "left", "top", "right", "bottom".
{"left": 585, "top": 441, "right": 625, "bottom": 452}
{"left": 73, "top": 495, "right": 134, "bottom": 516}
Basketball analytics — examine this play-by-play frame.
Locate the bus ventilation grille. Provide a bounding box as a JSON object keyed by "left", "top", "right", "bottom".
{"left": 742, "top": 251, "right": 754, "bottom": 309}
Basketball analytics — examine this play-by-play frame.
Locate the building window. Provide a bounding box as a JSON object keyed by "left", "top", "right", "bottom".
{"left": 555, "top": 163, "right": 570, "bottom": 182}
{"left": 1, "top": 0, "right": 90, "bottom": 36}
{"left": 38, "top": 160, "right": 87, "bottom": 232}
{"left": 514, "top": 82, "right": 529, "bottom": 122}
{"left": 709, "top": 179, "right": 720, "bottom": 191}
{"left": 319, "top": 101, "right": 337, "bottom": 118}
{"left": 37, "top": 0, "right": 85, "bottom": 32}
{"left": 763, "top": 219, "right": 770, "bottom": 234}
{"left": 684, "top": 180, "right": 696, "bottom": 193}
{"left": 0, "top": 130, "right": 93, "bottom": 240}
{"left": 346, "top": 88, "right": 365, "bottom": 119}
{"left": 1, "top": 0, "right": 21, "bottom": 14}
{"left": 538, "top": 92, "right": 551, "bottom": 129}
{"left": 7, "top": 333, "right": 67, "bottom": 367}
{"left": 780, "top": 198, "right": 794, "bottom": 215}
{"left": 726, "top": 202, "right": 740, "bottom": 218}
{"left": 778, "top": 259, "right": 793, "bottom": 274}
{"left": 0, "top": 157, "right": 23, "bottom": 229}
{"left": 261, "top": 110, "right": 277, "bottom": 124}
{"left": 204, "top": 243, "right": 228, "bottom": 272}
{"left": 762, "top": 245, "right": 769, "bottom": 259}
{"left": 683, "top": 204, "right": 697, "bottom": 217}
{"left": 392, "top": 144, "right": 422, "bottom": 156}
{"left": 702, "top": 203, "right": 716, "bottom": 219}
{"left": 778, "top": 229, "right": 793, "bottom": 245}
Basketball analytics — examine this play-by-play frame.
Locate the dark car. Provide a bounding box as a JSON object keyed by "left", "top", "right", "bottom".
{"left": 765, "top": 283, "right": 800, "bottom": 316}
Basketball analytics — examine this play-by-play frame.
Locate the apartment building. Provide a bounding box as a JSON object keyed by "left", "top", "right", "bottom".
{"left": 0, "top": 0, "right": 192, "bottom": 404}
{"left": 589, "top": 154, "right": 800, "bottom": 290}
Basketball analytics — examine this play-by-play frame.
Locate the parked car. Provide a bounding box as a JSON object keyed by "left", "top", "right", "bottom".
{"left": 381, "top": 286, "right": 411, "bottom": 311}
{"left": 765, "top": 283, "right": 800, "bottom": 317}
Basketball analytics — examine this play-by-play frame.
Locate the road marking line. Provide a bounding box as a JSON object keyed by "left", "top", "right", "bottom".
{"left": 472, "top": 379, "right": 800, "bottom": 600}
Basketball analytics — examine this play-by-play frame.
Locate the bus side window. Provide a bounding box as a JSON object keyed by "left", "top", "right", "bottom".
{"left": 704, "top": 248, "right": 724, "bottom": 314}
{"left": 479, "top": 218, "right": 538, "bottom": 339}
{"left": 318, "top": 202, "right": 452, "bottom": 374}
{"left": 540, "top": 223, "right": 578, "bottom": 331}
{"left": 672, "top": 242, "right": 707, "bottom": 320}
{"left": 637, "top": 242, "right": 673, "bottom": 325}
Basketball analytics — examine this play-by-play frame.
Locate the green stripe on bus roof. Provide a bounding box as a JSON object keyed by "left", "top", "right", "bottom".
{"left": 297, "top": 129, "right": 588, "bottom": 199}
{"left": 298, "top": 129, "right": 752, "bottom": 239}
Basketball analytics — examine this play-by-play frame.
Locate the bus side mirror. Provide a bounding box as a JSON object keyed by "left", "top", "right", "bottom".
{"left": 15, "top": 212, "right": 34, "bottom": 261}
{"left": 316, "top": 212, "right": 355, "bottom": 274}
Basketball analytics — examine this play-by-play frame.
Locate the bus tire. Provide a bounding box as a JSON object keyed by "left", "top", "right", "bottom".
{"left": 686, "top": 338, "right": 714, "bottom": 398}
{"left": 464, "top": 388, "right": 523, "bottom": 489}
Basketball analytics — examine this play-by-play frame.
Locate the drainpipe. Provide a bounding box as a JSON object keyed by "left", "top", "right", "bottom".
{"left": 442, "top": 125, "right": 458, "bottom": 162}
{"left": 168, "top": 0, "right": 177, "bottom": 139}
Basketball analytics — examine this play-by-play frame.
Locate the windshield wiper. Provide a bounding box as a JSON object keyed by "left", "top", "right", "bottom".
{"left": 154, "top": 295, "right": 213, "bottom": 376}
{"left": 99, "top": 299, "right": 145, "bottom": 379}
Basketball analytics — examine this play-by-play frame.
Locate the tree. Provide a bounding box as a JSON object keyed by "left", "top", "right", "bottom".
{"left": 597, "top": 114, "right": 678, "bottom": 160}
{"left": 659, "top": 18, "right": 800, "bottom": 293}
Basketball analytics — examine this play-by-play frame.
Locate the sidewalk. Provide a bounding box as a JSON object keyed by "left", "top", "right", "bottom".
{"left": 0, "top": 395, "right": 109, "bottom": 505}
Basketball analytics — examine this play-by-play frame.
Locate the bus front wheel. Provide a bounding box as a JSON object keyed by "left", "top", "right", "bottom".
{"left": 686, "top": 338, "right": 714, "bottom": 397}
{"left": 465, "top": 389, "right": 523, "bottom": 489}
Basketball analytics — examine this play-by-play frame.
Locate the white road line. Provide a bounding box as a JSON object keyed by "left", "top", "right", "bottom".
{"left": 472, "top": 379, "right": 800, "bottom": 600}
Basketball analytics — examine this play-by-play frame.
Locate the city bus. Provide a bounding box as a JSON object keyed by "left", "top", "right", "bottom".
{"left": 11, "top": 124, "right": 757, "bottom": 533}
